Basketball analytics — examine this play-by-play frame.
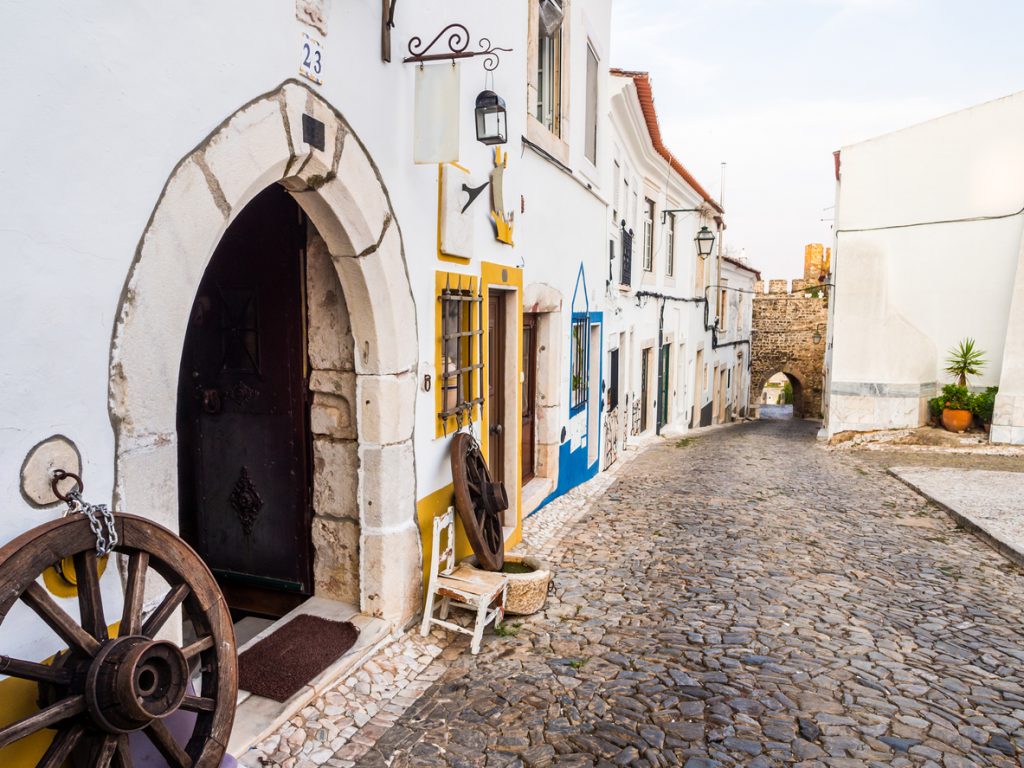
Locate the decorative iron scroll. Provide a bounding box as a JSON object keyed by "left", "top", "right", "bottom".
{"left": 230, "top": 466, "right": 264, "bottom": 537}
{"left": 404, "top": 23, "right": 512, "bottom": 71}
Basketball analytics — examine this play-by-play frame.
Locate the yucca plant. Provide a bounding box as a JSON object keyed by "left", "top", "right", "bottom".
{"left": 945, "top": 338, "right": 986, "bottom": 387}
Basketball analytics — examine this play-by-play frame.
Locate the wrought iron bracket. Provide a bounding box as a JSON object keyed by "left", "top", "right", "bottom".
{"left": 404, "top": 23, "right": 512, "bottom": 71}
{"left": 660, "top": 207, "right": 703, "bottom": 224}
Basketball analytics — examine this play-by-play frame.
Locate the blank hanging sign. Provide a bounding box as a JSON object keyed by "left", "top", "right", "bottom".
{"left": 414, "top": 63, "right": 460, "bottom": 164}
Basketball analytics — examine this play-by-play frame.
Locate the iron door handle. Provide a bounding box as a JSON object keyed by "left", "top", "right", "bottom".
{"left": 490, "top": 424, "right": 503, "bottom": 436}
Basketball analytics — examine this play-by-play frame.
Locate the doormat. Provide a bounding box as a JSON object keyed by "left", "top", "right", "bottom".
{"left": 238, "top": 614, "right": 359, "bottom": 702}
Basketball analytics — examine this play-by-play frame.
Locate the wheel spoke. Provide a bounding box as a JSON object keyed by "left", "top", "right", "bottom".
{"left": 73, "top": 550, "right": 107, "bottom": 641}
{"left": 144, "top": 719, "right": 193, "bottom": 768}
{"left": 0, "top": 656, "right": 71, "bottom": 685}
{"left": 120, "top": 551, "right": 149, "bottom": 636}
{"left": 140, "top": 583, "right": 190, "bottom": 638}
{"left": 0, "top": 695, "right": 85, "bottom": 750}
{"left": 180, "top": 694, "right": 217, "bottom": 713}
{"left": 35, "top": 723, "right": 84, "bottom": 768}
{"left": 115, "top": 733, "right": 134, "bottom": 768}
{"left": 94, "top": 734, "right": 119, "bottom": 768}
{"left": 21, "top": 583, "right": 101, "bottom": 657}
{"left": 182, "top": 635, "right": 214, "bottom": 660}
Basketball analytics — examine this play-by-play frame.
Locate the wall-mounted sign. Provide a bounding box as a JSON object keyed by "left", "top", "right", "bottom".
{"left": 414, "top": 64, "right": 460, "bottom": 164}
{"left": 490, "top": 147, "right": 514, "bottom": 245}
{"left": 300, "top": 33, "right": 324, "bottom": 84}
{"left": 440, "top": 164, "right": 486, "bottom": 260}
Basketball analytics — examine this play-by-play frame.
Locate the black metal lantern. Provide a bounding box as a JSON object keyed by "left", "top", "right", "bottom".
{"left": 694, "top": 225, "right": 716, "bottom": 259}
{"left": 475, "top": 90, "right": 507, "bottom": 145}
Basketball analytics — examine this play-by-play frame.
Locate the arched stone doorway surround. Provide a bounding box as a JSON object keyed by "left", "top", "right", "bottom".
{"left": 108, "top": 80, "right": 421, "bottom": 624}
{"left": 752, "top": 369, "right": 811, "bottom": 418}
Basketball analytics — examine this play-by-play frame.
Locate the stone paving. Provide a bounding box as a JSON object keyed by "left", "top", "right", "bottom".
{"left": 890, "top": 467, "right": 1024, "bottom": 568}
{"left": 250, "top": 418, "right": 1024, "bottom": 767}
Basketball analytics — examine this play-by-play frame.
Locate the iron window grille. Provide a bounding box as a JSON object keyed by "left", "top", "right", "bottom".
{"left": 620, "top": 223, "right": 633, "bottom": 287}
{"left": 570, "top": 315, "right": 589, "bottom": 413}
{"left": 438, "top": 275, "right": 484, "bottom": 429}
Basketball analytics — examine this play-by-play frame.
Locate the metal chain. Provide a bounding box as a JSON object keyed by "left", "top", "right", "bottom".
{"left": 64, "top": 489, "right": 119, "bottom": 557}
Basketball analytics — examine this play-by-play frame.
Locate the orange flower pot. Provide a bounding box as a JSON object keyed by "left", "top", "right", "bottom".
{"left": 941, "top": 408, "right": 972, "bottom": 433}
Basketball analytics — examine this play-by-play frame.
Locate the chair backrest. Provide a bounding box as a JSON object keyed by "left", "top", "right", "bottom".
{"left": 429, "top": 507, "right": 456, "bottom": 579}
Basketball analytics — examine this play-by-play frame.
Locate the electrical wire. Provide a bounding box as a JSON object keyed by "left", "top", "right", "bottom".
{"left": 835, "top": 201, "right": 1024, "bottom": 234}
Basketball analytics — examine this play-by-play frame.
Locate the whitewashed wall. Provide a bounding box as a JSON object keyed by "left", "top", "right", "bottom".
{"left": 826, "top": 91, "right": 1024, "bottom": 440}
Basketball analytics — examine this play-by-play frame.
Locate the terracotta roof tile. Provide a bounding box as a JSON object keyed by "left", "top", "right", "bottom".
{"left": 611, "top": 68, "right": 724, "bottom": 214}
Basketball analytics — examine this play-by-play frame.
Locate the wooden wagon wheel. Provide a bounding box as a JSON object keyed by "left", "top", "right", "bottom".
{"left": 0, "top": 513, "right": 236, "bottom": 768}
{"left": 450, "top": 432, "right": 505, "bottom": 571}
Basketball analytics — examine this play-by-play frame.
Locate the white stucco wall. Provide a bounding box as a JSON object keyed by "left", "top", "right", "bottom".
{"left": 827, "top": 91, "right": 1024, "bottom": 439}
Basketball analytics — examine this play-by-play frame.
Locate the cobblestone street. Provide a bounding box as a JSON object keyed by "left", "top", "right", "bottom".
{"left": 260, "top": 419, "right": 1024, "bottom": 767}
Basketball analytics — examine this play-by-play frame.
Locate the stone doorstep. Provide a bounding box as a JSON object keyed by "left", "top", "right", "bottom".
{"left": 227, "top": 597, "right": 393, "bottom": 759}
{"left": 888, "top": 468, "right": 1024, "bottom": 570}
{"left": 522, "top": 475, "right": 555, "bottom": 517}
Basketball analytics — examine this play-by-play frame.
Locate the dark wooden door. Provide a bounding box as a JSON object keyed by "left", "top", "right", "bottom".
{"left": 177, "top": 184, "right": 312, "bottom": 617}
{"left": 657, "top": 343, "right": 670, "bottom": 429}
{"left": 521, "top": 313, "right": 538, "bottom": 483}
{"left": 488, "top": 294, "right": 506, "bottom": 483}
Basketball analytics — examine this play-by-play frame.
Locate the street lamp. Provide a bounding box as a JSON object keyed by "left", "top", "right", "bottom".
{"left": 475, "top": 90, "right": 507, "bottom": 145}
{"left": 694, "top": 226, "right": 715, "bottom": 260}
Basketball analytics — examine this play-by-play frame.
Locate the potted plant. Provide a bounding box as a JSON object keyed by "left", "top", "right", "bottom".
{"left": 940, "top": 338, "right": 986, "bottom": 433}
{"left": 939, "top": 384, "right": 974, "bottom": 432}
{"left": 972, "top": 385, "right": 999, "bottom": 433}
{"left": 927, "top": 395, "right": 944, "bottom": 427}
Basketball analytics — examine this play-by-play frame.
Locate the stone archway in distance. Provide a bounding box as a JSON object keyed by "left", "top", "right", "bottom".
{"left": 108, "top": 80, "right": 421, "bottom": 624}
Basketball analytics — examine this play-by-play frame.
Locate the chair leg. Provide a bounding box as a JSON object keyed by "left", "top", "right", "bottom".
{"left": 439, "top": 596, "right": 451, "bottom": 621}
{"left": 420, "top": 586, "right": 437, "bottom": 637}
{"left": 470, "top": 598, "right": 489, "bottom": 655}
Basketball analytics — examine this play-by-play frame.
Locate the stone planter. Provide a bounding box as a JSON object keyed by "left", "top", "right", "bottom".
{"left": 941, "top": 408, "right": 972, "bottom": 433}
{"left": 464, "top": 554, "right": 552, "bottom": 616}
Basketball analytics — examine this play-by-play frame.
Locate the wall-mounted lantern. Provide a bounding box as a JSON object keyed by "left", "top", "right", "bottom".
{"left": 812, "top": 324, "right": 825, "bottom": 344}
{"left": 694, "top": 225, "right": 716, "bottom": 260}
{"left": 475, "top": 90, "right": 507, "bottom": 145}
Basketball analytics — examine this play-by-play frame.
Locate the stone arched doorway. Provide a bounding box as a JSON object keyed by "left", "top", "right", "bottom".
{"left": 108, "top": 80, "right": 421, "bottom": 623}
{"left": 753, "top": 370, "right": 809, "bottom": 418}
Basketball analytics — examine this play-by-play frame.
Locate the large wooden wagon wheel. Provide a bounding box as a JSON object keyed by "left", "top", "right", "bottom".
{"left": 0, "top": 513, "right": 236, "bottom": 768}
{"left": 450, "top": 432, "right": 506, "bottom": 572}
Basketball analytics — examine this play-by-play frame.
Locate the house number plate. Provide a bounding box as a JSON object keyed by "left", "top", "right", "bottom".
{"left": 299, "top": 33, "right": 324, "bottom": 85}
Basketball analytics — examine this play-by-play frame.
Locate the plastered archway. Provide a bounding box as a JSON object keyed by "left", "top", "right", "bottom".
{"left": 108, "top": 80, "right": 421, "bottom": 623}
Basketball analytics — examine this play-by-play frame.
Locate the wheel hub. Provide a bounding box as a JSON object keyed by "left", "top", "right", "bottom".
{"left": 84, "top": 636, "right": 189, "bottom": 733}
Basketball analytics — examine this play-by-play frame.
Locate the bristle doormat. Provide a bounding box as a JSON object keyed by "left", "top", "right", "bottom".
{"left": 238, "top": 614, "right": 359, "bottom": 702}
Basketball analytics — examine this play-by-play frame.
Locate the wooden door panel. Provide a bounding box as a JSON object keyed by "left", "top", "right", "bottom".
{"left": 178, "top": 184, "right": 312, "bottom": 611}
{"left": 521, "top": 313, "right": 537, "bottom": 483}
{"left": 487, "top": 294, "right": 505, "bottom": 483}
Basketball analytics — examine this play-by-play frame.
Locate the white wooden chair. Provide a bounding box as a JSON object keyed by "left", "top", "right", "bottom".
{"left": 420, "top": 507, "right": 508, "bottom": 654}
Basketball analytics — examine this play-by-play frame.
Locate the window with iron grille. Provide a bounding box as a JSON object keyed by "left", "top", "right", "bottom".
{"left": 570, "top": 315, "right": 589, "bottom": 412}
{"left": 607, "top": 348, "right": 619, "bottom": 411}
{"left": 537, "top": 0, "right": 564, "bottom": 136}
{"left": 643, "top": 199, "right": 655, "bottom": 271}
{"left": 620, "top": 225, "right": 633, "bottom": 287}
{"left": 439, "top": 283, "right": 483, "bottom": 427}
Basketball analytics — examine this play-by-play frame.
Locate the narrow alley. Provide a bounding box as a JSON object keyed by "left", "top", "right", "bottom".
{"left": 348, "top": 420, "right": 1024, "bottom": 767}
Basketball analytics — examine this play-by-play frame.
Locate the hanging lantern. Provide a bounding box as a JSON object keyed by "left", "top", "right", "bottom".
{"left": 475, "top": 90, "right": 507, "bottom": 145}
{"left": 694, "top": 225, "right": 715, "bottom": 259}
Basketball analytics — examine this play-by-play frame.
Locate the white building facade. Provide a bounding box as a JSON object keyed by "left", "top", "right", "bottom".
{"left": 825, "top": 91, "right": 1024, "bottom": 443}
{"left": 600, "top": 70, "right": 756, "bottom": 469}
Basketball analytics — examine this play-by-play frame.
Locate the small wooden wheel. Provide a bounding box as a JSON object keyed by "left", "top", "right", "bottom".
{"left": 450, "top": 432, "right": 505, "bottom": 571}
{"left": 0, "top": 514, "right": 236, "bottom": 768}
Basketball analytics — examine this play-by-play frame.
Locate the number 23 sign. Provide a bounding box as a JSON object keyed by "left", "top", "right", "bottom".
{"left": 300, "top": 33, "right": 324, "bottom": 85}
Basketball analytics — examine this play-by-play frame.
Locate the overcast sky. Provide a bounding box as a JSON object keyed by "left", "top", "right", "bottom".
{"left": 609, "top": 0, "right": 1024, "bottom": 280}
